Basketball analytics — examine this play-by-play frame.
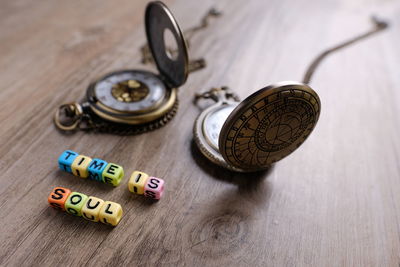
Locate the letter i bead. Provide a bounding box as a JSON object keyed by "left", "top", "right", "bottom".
{"left": 58, "top": 150, "right": 78, "bottom": 173}
{"left": 48, "top": 187, "right": 123, "bottom": 226}
{"left": 71, "top": 155, "right": 92, "bottom": 178}
{"left": 48, "top": 187, "right": 72, "bottom": 211}
{"left": 128, "top": 171, "right": 149, "bottom": 195}
{"left": 128, "top": 171, "right": 165, "bottom": 200}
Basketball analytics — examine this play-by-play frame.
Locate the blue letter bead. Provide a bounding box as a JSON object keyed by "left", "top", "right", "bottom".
{"left": 58, "top": 150, "right": 79, "bottom": 173}
{"left": 87, "top": 158, "right": 108, "bottom": 182}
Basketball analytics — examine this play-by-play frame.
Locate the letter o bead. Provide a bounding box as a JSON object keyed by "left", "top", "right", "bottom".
{"left": 48, "top": 187, "right": 72, "bottom": 211}
{"left": 81, "top": 196, "right": 105, "bottom": 222}
{"left": 99, "top": 201, "right": 123, "bottom": 226}
{"left": 65, "top": 192, "right": 88, "bottom": 217}
{"left": 144, "top": 177, "right": 165, "bottom": 200}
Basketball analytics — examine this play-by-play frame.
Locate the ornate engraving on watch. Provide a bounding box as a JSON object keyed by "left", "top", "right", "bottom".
{"left": 193, "top": 17, "right": 388, "bottom": 172}
{"left": 54, "top": 1, "right": 191, "bottom": 134}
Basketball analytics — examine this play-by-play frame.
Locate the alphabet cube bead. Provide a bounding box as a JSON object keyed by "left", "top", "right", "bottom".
{"left": 65, "top": 192, "right": 88, "bottom": 217}
{"left": 102, "top": 163, "right": 124, "bottom": 186}
{"left": 71, "top": 155, "right": 92, "bottom": 178}
{"left": 87, "top": 158, "right": 108, "bottom": 182}
{"left": 144, "top": 177, "right": 165, "bottom": 200}
{"left": 128, "top": 171, "right": 149, "bottom": 195}
{"left": 48, "top": 187, "right": 72, "bottom": 211}
{"left": 99, "top": 201, "right": 123, "bottom": 226}
{"left": 81, "top": 196, "right": 105, "bottom": 222}
{"left": 58, "top": 150, "right": 78, "bottom": 173}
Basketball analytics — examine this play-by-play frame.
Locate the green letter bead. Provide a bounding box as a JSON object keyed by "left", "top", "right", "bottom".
{"left": 65, "top": 192, "right": 88, "bottom": 217}
{"left": 102, "top": 163, "right": 124, "bottom": 186}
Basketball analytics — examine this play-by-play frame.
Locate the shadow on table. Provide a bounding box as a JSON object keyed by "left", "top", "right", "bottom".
{"left": 190, "top": 140, "right": 274, "bottom": 191}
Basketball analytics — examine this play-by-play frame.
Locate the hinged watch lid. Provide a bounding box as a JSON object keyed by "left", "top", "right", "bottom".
{"left": 145, "top": 1, "right": 189, "bottom": 88}
{"left": 218, "top": 82, "right": 321, "bottom": 171}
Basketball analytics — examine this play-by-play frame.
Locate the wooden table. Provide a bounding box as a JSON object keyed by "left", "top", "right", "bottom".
{"left": 1, "top": 0, "right": 399, "bottom": 266}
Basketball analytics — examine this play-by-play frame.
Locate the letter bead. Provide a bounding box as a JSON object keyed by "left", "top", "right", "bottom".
{"left": 48, "top": 187, "right": 72, "bottom": 211}
{"left": 128, "top": 171, "right": 149, "bottom": 195}
{"left": 99, "top": 201, "right": 123, "bottom": 226}
{"left": 81, "top": 196, "right": 105, "bottom": 222}
{"left": 71, "top": 155, "right": 92, "bottom": 178}
{"left": 102, "top": 163, "right": 124, "bottom": 186}
{"left": 58, "top": 150, "right": 78, "bottom": 173}
{"left": 144, "top": 177, "right": 165, "bottom": 200}
{"left": 87, "top": 158, "right": 108, "bottom": 182}
{"left": 65, "top": 192, "right": 88, "bottom": 217}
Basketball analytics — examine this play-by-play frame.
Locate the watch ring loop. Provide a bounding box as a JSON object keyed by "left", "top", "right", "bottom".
{"left": 54, "top": 103, "right": 83, "bottom": 131}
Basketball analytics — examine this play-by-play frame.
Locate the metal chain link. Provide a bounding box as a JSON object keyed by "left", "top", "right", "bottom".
{"left": 194, "top": 87, "right": 240, "bottom": 104}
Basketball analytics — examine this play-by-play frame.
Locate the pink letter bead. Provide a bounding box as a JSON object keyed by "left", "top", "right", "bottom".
{"left": 144, "top": 177, "right": 165, "bottom": 200}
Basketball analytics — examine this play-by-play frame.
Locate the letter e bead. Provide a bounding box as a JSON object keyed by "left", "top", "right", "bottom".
{"left": 102, "top": 163, "right": 124, "bottom": 186}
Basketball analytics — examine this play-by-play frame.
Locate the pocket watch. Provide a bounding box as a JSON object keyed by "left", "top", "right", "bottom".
{"left": 193, "top": 16, "right": 388, "bottom": 172}
{"left": 54, "top": 1, "right": 190, "bottom": 134}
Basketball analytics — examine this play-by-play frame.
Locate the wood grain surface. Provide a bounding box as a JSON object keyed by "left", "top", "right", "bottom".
{"left": 1, "top": 0, "right": 400, "bottom": 266}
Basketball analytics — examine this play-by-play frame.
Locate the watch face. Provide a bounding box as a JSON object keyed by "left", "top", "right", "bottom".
{"left": 92, "top": 70, "right": 168, "bottom": 114}
{"left": 203, "top": 105, "right": 236, "bottom": 151}
{"left": 193, "top": 101, "right": 246, "bottom": 172}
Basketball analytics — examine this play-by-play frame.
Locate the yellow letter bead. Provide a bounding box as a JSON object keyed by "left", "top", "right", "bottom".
{"left": 102, "top": 163, "right": 124, "bottom": 186}
{"left": 81, "top": 196, "right": 104, "bottom": 222}
{"left": 71, "top": 155, "right": 92, "bottom": 178}
{"left": 65, "top": 192, "right": 88, "bottom": 217}
{"left": 99, "top": 201, "right": 123, "bottom": 226}
{"left": 128, "top": 171, "right": 149, "bottom": 195}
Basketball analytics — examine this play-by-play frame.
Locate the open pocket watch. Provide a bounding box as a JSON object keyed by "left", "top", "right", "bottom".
{"left": 55, "top": 1, "right": 191, "bottom": 134}
{"left": 193, "top": 17, "right": 388, "bottom": 172}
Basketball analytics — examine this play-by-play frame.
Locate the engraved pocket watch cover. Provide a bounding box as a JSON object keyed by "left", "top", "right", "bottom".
{"left": 54, "top": 1, "right": 189, "bottom": 134}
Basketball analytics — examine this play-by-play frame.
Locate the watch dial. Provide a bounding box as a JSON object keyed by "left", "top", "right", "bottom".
{"left": 203, "top": 105, "right": 236, "bottom": 150}
{"left": 94, "top": 70, "right": 167, "bottom": 113}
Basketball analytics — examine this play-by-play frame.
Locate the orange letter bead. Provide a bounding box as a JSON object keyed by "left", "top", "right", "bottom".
{"left": 81, "top": 196, "right": 104, "bottom": 222}
{"left": 128, "top": 171, "right": 149, "bottom": 195}
{"left": 99, "top": 201, "right": 123, "bottom": 226}
{"left": 71, "top": 155, "right": 92, "bottom": 178}
{"left": 48, "top": 187, "right": 72, "bottom": 211}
